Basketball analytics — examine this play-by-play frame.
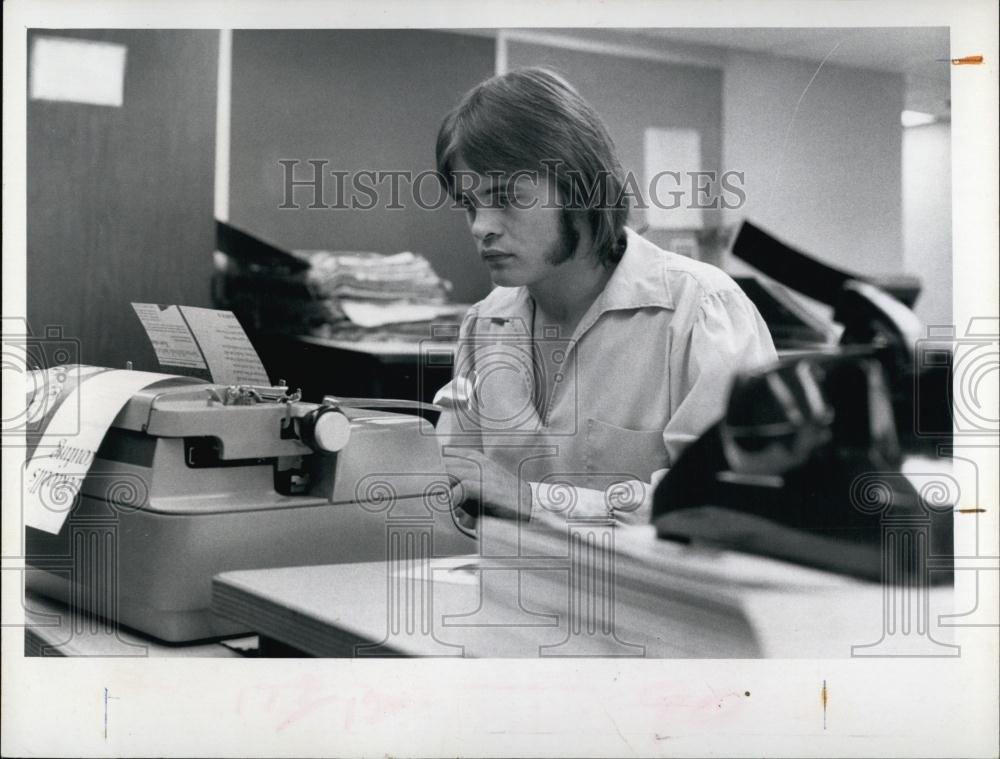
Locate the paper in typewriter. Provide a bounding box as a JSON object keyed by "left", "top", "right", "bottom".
{"left": 22, "top": 366, "right": 178, "bottom": 534}
{"left": 132, "top": 303, "right": 269, "bottom": 385}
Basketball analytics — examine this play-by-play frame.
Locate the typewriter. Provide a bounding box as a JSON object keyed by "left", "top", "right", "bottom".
{"left": 25, "top": 377, "right": 473, "bottom": 642}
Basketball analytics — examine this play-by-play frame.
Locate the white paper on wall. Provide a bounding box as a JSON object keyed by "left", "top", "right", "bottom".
{"left": 644, "top": 127, "right": 704, "bottom": 230}
{"left": 29, "top": 36, "right": 128, "bottom": 107}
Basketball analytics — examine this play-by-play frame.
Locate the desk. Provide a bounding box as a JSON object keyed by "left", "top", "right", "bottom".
{"left": 254, "top": 334, "right": 456, "bottom": 404}
{"left": 23, "top": 592, "right": 256, "bottom": 657}
{"left": 213, "top": 517, "right": 955, "bottom": 658}
{"left": 255, "top": 334, "right": 821, "bottom": 406}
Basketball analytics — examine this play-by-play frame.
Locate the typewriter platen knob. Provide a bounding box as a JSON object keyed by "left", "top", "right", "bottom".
{"left": 299, "top": 407, "right": 351, "bottom": 454}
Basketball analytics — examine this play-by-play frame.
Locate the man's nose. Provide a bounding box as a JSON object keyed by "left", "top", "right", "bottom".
{"left": 469, "top": 208, "right": 503, "bottom": 244}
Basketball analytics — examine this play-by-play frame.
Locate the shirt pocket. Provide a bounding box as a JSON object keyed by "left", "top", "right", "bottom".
{"left": 584, "top": 417, "right": 669, "bottom": 483}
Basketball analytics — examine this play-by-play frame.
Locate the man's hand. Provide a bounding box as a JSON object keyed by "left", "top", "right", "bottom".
{"left": 445, "top": 450, "right": 533, "bottom": 522}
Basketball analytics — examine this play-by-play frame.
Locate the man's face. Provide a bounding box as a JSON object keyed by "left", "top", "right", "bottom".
{"left": 453, "top": 160, "right": 578, "bottom": 289}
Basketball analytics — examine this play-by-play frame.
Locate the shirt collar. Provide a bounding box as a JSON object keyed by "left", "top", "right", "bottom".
{"left": 598, "top": 227, "right": 675, "bottom": 312}
{"left": 475, "top": 227, "right": 674, "bottom": 327}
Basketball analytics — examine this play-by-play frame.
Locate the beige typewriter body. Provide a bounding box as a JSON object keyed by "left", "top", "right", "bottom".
{"left": 25, "top": 378, "right": 475, "bottom": 642}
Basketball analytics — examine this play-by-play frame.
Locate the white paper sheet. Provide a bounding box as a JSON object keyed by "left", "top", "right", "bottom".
{"left": 131, "top": 304, "right": 269, "bottom": 385}
{"left": 131, "top": 303, "right": 208, "bottom": 370}
{"left": 340, "top": 300, "right": 465, "bottom": 328}
{"left": 23, "top": 364, "right": 106, "bottom": 440}
{"left": 29, "top": 36, "right": 127, "bottom": 107}
{"left": 178, "top": 306, "right": 269, "bottom": 385}
{"left": 23, "top": 368, "right": 178, "bottom": 535}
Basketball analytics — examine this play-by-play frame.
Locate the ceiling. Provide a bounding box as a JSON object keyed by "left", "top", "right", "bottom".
{"left": 635, "top": 27, "right": 947, "bottom": 76}
{"left": 525, "top": 27, "right": 952, "bottom": 116}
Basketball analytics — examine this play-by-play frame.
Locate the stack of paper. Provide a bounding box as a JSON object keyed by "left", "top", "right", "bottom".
{"left": 304, "top": 250, "right": 450, "bottom": 301}
{"left": 212, "top": 222, "right": 464, "bottom": 340}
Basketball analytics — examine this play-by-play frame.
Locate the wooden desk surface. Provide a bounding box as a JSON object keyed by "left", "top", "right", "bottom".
{"left": 213, "top": 518, "right": 955, "bottom": 658}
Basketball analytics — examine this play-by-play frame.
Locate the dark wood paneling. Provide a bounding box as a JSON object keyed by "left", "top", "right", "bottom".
{"left": 229, "top": 30, "right": 496, "bottom": 305}
{"left": 27, "top": 29, "right": 218, "bottom": 372}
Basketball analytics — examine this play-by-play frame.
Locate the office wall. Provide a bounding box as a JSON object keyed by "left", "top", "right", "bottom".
{"left": 722, "top": 51, "right": 905, "bottom": 276}
{"left": 229, "top": 30, "right": 496, "bottom": 305}
{"left": 27, "top": 29, "right": 218, "bottom": 371}
{"left": 506, "top": 40, "right": 724, "bottom": 249}
{"left": 902, "top": 122, "right": 952, "bottom": 327}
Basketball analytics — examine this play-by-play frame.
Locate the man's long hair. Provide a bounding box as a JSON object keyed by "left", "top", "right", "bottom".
{"left": 436, "top": 67, "right": 628, "bottom": 267}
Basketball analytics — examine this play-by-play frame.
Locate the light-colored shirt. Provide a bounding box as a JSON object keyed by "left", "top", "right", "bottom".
{"left": 435, "top": 228, "right": 777, "bottom": 525}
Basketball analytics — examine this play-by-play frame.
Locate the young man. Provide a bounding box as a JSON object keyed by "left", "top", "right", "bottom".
{"left": 434, "top": 67, "right": 776, "bottom": 526}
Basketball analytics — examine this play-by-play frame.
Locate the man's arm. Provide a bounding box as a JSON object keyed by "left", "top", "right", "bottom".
{"left": 445, "top": 447, "right": 533, "bottom": 522}
{"left": 528, "top": 469, "right": 670, "bottom": 526}
{"left": 434, "top": 307, "right": 534, "bottom": 520}
{"left": 663, "top": 287, "right": 777, "bottom": 465}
